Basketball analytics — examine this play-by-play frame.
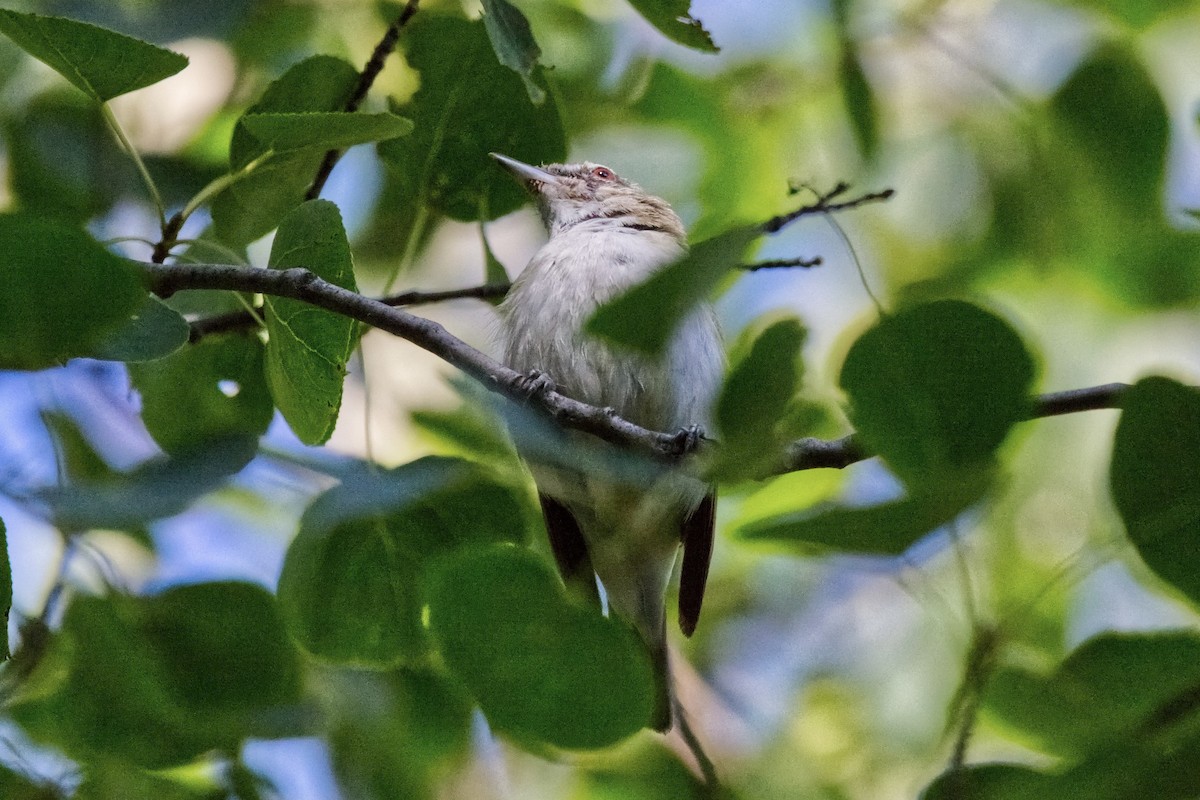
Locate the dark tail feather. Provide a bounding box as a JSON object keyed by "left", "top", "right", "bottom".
{"left": 648, "top": 613, "right": 673, "bottom": 732}
{"left": 538, "top": 492, "right": 601, "bottom": 608}
{"left": 678, "top": 492, "right": 716, "bottom": 636}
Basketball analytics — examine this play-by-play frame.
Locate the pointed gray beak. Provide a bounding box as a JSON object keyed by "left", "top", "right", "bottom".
{"left": 490, "top": 152, "right": 559, "bottom": 187}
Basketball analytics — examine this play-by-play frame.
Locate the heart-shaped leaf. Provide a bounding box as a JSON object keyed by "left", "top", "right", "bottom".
{"left": 0, "top": 10, "right": 188, "bottom": 102}
{"left": 426, "top": 545, "right": 657, "bottom": 748}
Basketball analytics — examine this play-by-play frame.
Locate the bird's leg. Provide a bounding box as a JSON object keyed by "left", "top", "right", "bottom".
{"left": 510, "top": 368, "right": 556, "bottom": 402}
{"left": 669, "top": 424, "right": 706, "bottom": 456}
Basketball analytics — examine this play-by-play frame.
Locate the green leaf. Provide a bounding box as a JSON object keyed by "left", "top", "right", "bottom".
{"left": 738, "top": 473, "right": 989, "bottom": 555}
{"left": 587, "top": 224, "right": 760, "bottom": 357}
{"left": 481, "top": 0, "right": 546, "bottom": 104}
{"left": 0, "top": 10, "right": 188, "bottom": 102}
{"left": 129, "top": 334, "right": 274, "bottom": 455}
{"left": 278, "top": 457, "right": 532, "bottom": 667}
{"left": 0, "top": 516, "right": 8, "bottom": 661}
{"left": 264, "top": 200, "right": 359, "bottom": 445}
{"left": 378, "top": 14, "right": 566, "bottom": 223}
{"left": 241, "top": 111, "right": 413, "bottom": 152}
{"left": 4, "top": 90, "right": 125, "bottom": 222}
{"left": 713, "top": 317, "right": 806, "bottom": 479}
{"left": 91, "top": 294, "right": 190, "bottom": 362}
{"left": 0, "top": 213, "right": 145, "bottom": 370}
{"left": 12, "top": 583, "right": 301, "bottom": 768}
{"left": 426, "top": 545, "right": 657, "bottom": 748}
{"left": 920, "top": 764, "right": 1056, "bottom": 800}
{"left": 839, "top": 300, "right": 1036, "bottom": 486}
{"left": 38, "top": 436, "right": 258, "bottom": 531}
{"left": 625, "top": 0, "right": 718, "bottom": 53}
{"left": 984, "top": 631, "right": 1200, "bottom": 759}
{"left": 1110, "top": 377, "right": 1200, "bottom": 605}
{"left": 838, "top": 41, "right": 878, "bottom": 161}
{"left": 211, "top": 56, "right": 359, "bottom": 246}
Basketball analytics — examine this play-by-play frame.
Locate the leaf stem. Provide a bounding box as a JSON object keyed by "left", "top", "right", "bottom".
{"left": 101, "top": 103, "right": 166, "bottom": 227}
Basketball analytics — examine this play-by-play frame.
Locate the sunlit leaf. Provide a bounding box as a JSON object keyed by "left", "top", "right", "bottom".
{"left": 738, "top": 472, "right": 989, "bottom": 554}
{"left": 378, "top": 15, "right": 565, "bottom": 222}
{"left": 713, "top": 317, "right": 806, "bottom": 479}
{"left": 587, "top": 225, "right": 759, "bottom": 356}
{"left": 91, "top": 295, "right": 190, "bottom": 362}
{"left": 1110, "top": 377, "right": 1200, "bottom": 606}
{"left": 278, "top": 457, "right": 532, "bottom": 666}
{"left": 0, "top": 213, "right": 145, "bottom": 370}
{"left": 0, "top": 10, "right": 188, "bottom": 102}
{"left": 481, "top": 0, "right": 546, "bottom": 104}
{"left": 426, "top": 545, "right": 657, "bottom": 748}
{"left": 839, "top": 300, "right": 1036, "bottom": 485}
{"left": 129, "top": 334, "right": 273, "bottom": 455}
{"left": 265, "top": 200, "right": 359, "bottom": 445}
{"left": 625, "top": 0, "right": 718, "bottom": 52}
{"left": 241, "top": 111, "right": 413, "bottom": 153}
{"left": 212, "top": 56, "right": 359, "bottom": 246}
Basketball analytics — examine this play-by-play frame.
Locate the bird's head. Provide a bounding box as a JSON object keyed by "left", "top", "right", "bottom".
{"left": 490, "top": 153, "right": 685, "bottom": 242}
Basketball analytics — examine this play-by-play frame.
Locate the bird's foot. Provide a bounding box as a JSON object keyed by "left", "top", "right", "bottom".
{"left": 512, "top": 369, "right": 556, "bottom": 402}
{"left": 670, "top": 424, "right": 706, "bottom": 456}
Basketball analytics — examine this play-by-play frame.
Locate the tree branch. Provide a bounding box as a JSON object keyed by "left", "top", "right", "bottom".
{"left": 141, "top": 261, "right": 1134, "bottom": 474}
{"left": 306, "top": 0, "right": 421, "bottom": 201}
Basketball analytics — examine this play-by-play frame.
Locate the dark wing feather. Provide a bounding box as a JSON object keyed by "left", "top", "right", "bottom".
{"left": 677, "top": 491, "right": 716, "bottom": 636}
{"left": 538, "top": 492, "right": 602, "bottom": 608}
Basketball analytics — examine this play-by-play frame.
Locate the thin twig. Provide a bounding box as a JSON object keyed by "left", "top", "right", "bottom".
{"left": 761, "top": 184, "right": 895, "bottom": 234}
{"left": 185, "top": 281, "right": 511, "bottom": 343}
{"left": 306, "top": 0, "right": 421, "bottom": 200}
{"left": 741, "top": 256, "right": 823, "bottom": 270}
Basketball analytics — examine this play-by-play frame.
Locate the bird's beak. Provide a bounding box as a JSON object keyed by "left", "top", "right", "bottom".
{"left": 490, "top": 152, "right": 559, "bottom": 189}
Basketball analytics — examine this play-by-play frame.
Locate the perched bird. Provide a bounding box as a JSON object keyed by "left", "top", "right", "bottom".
{"left": 491, "top": 153, "right": 724, "bottom": 733}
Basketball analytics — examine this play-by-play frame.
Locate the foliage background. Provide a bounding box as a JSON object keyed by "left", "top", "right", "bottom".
{"left": 0, "top": 0, "right": 1199, "bottom": 798}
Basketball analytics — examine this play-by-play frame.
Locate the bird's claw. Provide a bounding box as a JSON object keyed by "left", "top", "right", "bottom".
{"left": 670, "top": 424, "right": 706, "bottom": 456}
{"left": 512, "top": 369, "right": 556, "bottom": 402}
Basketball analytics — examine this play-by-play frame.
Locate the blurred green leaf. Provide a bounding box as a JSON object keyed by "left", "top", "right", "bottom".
{"left": 0, "top": 10, "right": 188, "bottom": 102}
{"left": 3, "top": 91, "right": 126, "bottom": 221}
{"left": 984, "top": 631, "right": 1200, "bottom": 758}
{"left": 327, "top": 667, "right": 473, "bottom": 800}
{"left": 426, "top": 545, "right": 657, "bottom": 748}
{"left": 378, "top": 14, "right": 566, "bottom": 222}
{"left": 211, "top": 56, "right": 358, "bottom": 246}
{"left": 91, "top": 295, "right": 190, "bottom": 362}
{"left": 838, "top": 41, "right": 878, "bottom": 161}
{"left": 625, "top": 0, "right": 718, "bottom": 52}
{"left": 0, "top": 213, "right": 145, "bottom": 370}
{"left": 0, "top": 516, "right": 8, "bottom": 661}
{"left": 38, "top": 436, "right": 258, "bottom": 531}
{"left": 129, "top": 334, "right": 273, "bottom": 455}
{"left": 14, "top": 584, "right": 300, "bottom": 769}
{"left": 77, "top": 761, "right": 223, "bottom": 800}
{"left": 1110, "top": 377, "right": 1200, "bottom": 606}
{"left": 587, "top": 225, "right": 759, "bottom": 356}
{"left": 278, "top": 457, "right": 532, "bottom": 666}
{"left": 738, "top": 472, "right": 989, "bottom": 554}
{"left": 241, "top": 111, "right": 413, "bottom": 152}
{"left": 839, "top": 300, "right": 1035, "bottom": 485}
{"left": 921, "top": 764, "right": 1056, "bottom": 800}
{"left": 265, "top": 200, "right": 359, "bottom": 445}
{"left": 713, "top": 317, "right": 806, "bottom": 479}
{"left": 0, "top": 765, "right": 57, "bottom": 800}
{"left": 481, "top": 0, "right": 546, "bottom": 105}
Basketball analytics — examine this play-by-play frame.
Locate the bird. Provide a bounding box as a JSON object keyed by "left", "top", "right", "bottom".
{"left": 490, "top": 152, "right": 724, "bottom": 735}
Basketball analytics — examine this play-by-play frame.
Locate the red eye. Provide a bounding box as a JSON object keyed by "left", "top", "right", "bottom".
{"left": 591, "top": 166, "right": 613, "bottom": 180}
